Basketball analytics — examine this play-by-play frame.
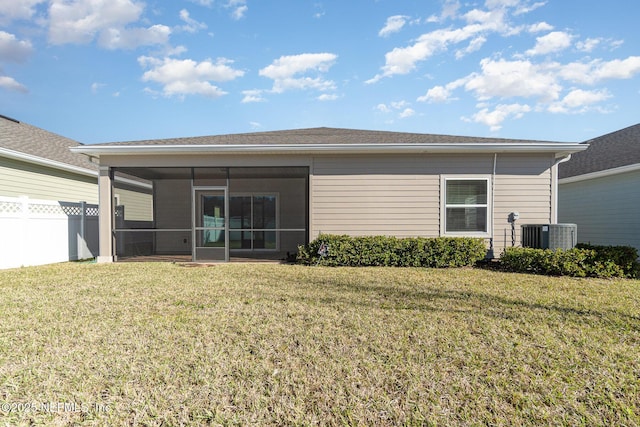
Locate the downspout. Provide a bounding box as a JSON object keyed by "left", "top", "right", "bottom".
{"left": 551, "top": 154, "right": 572, "bottom": 223}
{"left": 489, "top": 153, "right": 497, "bottom": 258}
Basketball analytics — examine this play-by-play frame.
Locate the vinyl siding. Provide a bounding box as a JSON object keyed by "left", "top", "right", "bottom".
{"left": 114, "top": 186, "right": 153, "bottom": 221}
{"left": 559, "top": 169, "right": 640, "bottom": 251}
{"left": 0, "top": 157, "right": 98, "bottom": 203}
{"left": 311, "top": 153, "right": 553, "bottom": 255}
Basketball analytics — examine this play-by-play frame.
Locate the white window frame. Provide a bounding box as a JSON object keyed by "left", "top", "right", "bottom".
{"left": 440, "top": 175, "right": 492, "bottom": 238}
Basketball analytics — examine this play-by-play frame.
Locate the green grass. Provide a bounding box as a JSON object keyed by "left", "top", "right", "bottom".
{"left": 0, "top": 263, "right": 638, "bottom": 426}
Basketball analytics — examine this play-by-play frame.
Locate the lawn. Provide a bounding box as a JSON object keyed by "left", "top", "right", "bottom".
{"left": 0, "top": 263, "right": 638, "bottom": 426}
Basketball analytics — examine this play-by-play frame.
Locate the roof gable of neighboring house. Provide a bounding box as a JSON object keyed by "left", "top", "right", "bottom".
{"left": 559, "top": 123, "right": 640, "bottom": 179}
{"left": 0, "top": 114, "right": 97, "bottom": 175}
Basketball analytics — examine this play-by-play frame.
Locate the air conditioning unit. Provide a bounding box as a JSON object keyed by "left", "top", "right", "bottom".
{"left": 521, "top": 224, "right": 577, "bottom": 250}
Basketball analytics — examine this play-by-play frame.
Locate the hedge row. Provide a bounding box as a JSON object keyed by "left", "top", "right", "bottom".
{"left": 575, "top": 243, "right": 639, "bottom": 278}
{"left": 500, "top": 246, "right": 639, "bottom": 278}
{"left": 297, "top": 234, "right": 487, "bottom": 268}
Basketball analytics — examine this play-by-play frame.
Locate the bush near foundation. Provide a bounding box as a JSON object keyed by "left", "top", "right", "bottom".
{"left": 500, "top": 246, "right": 638, "bottom": 278}
{"left": 297, "top": 234, "right": 487, "bottom": 267}
{"left": 575, "top": 243, "right": 640, "bottom": 278}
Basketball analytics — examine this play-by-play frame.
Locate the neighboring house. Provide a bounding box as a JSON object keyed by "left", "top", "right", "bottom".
{"left": 558, "top": 123, "right": 640, "bottom": 251}
{"left": 0, "top": 114, "right": 152, "bottom": 268}
{"left": 72, "top": 127, "right": 586, "bottom": 263}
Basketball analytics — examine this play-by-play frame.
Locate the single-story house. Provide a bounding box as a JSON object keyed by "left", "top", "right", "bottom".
{"left": 71, "top": 127, "right": 587, "bottom": 263}
{"left": 0, "top": 114, "right": 152, "bottom": 268}
{"left": 559, "top": 123, "right": 640, "bottom": 251}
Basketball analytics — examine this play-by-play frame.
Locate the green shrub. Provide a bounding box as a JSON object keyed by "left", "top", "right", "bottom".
{"left": 297, "top": 234, "right": 487, "bottom": 268}
{"left": 576, "top": 243, "right": 639, "bottom": 278}
{"left": 500, "top": 247, "right": 629, "bottom": 278}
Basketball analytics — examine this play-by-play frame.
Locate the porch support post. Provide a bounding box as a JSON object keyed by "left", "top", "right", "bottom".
{"left": 97, "top": 166, "right": 115, "bottom": 263}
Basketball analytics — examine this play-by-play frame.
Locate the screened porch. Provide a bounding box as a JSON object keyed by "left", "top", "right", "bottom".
{"left": 112, "top": 166, "right": 309, "bottom": 262}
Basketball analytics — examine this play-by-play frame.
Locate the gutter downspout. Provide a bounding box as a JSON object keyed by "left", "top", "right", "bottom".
{"left": 552, "top": 154, "right": 572, "bottom": 224}
{"left": 489, "top": 153, "right": 497, "bottom": 259}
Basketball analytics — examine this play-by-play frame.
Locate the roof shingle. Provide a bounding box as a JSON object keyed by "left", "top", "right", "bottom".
{"left": 0, "top": 115, "right": 97, "bottom": 172}
{"left": 559, "top": 123, "right": 640, "bottom": 179}
{"left": 95, "top": 126, "right": 565, "bottom": 146}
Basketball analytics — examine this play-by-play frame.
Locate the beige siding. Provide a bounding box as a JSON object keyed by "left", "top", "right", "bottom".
{"left": 559, "top": 169, "right": 640, "bottom": 251}
{"left": 493, "top": 154, "right": 553, "bottom": 254}
{"left": 0, "top": 157, "right": 98, "bottom": 203}
{"left": 311, "top": 153, "right": 554, "bottom": 256}
{"left": 114, "top": 186, "right": 153, "bottom": 221}
{"left": 311, "top": 155, "right": 440, "bottom": 238}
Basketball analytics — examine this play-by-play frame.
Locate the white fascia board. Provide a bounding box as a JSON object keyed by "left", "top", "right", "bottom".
{"left": 559, "top": 162, "right": 640, "bottom": 184}
{"left": 71, "top": 142, "right": 588, "bottom": 157}
{"left": 1, "top": 147, "right": 96, "bottom": 178}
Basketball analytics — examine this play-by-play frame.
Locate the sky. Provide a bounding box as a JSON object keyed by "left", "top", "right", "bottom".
{"left": 1, "top": 0, "right": 639, "bottom": 144}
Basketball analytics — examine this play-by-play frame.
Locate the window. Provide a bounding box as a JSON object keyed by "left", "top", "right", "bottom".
{"left": 229, "top": 194, "right": 277, "bottom": 250}
{"left": 443, "top": 177, "right": 490, "bottom": 235}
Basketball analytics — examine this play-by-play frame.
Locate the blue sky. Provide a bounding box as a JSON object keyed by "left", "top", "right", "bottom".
{"left": 1, "top": 0, "right": 639, "bottom": 144}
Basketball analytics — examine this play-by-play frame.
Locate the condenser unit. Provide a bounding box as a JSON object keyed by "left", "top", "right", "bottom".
{"left": 521, "top": 224, "right": 577, "bottom": 250}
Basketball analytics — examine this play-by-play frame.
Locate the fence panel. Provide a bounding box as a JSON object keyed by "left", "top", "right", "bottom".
{"left": 0, "top": 196, "right": 99, "bottom": 269}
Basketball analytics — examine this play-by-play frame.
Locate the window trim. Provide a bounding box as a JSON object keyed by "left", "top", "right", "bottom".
{"left": 440, "top": 175, "right": 492, "bottom": 238}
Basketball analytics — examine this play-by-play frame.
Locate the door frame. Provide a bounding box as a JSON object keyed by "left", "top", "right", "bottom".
{"left": 192, "top": 186, "right": 229, "bottom": 262}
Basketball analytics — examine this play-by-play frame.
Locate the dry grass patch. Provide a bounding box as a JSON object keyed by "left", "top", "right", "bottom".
{"left": 0, "top": 263, "right": 638, "bottom": 426}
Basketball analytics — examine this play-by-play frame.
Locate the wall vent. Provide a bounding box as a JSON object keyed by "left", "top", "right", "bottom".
{"left": 521, "top": 224, "right": 577, "bottom": 250}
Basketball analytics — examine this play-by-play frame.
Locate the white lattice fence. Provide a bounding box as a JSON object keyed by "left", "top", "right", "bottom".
{"left": 0, "top": 196, "right": 99, "bottom": 269}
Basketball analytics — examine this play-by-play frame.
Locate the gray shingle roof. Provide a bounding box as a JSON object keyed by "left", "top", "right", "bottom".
{"left": 97, "top": 126, "right": 563, "bottom": 146}
{"left": 559, "top": 123, "right": 640, "bottom": 179}
{"left": 0, "top": 114, "right": 97, "bottom": 172}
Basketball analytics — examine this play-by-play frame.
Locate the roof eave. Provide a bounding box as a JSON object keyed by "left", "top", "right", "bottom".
{"left": 559, "top": 162, "right": 640, "bottom": 184}
{"left": 1, "top": 147, "right": 97, "bottom": 178}
{"left": 71, "top": 143, "right": 588, "bottom": 157}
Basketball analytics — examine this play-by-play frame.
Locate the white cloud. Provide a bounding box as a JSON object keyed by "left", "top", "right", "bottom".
{"left": 0, "top": 31, "right": 33, "bottom": 63}
{"left": 526, "top": 31, "right": 572, "bottom": 56}
{"left": 575, "top": 37, "right": 600, "bottom": 52}
{"left": 559, "top": 56, "right": 640, "bottom": 85}
{"left": 227, "top": 0, "right": 247, "bottom": 20}
{"left": 455, "top": 36, "right": 486, "bottom": 59}
{"left": 367, "top": 27, "right": 481, "bottom": 83}
{"left": 375, "top": 103, "right": 391, "bottom": 113}
{"left": 0, "top": 0, "right": 46, "bottom": 24}
{"left": 318, "top": 93, "right": 339, "bottom": 101}
{"left": 48, "top": 0, "right": 169, "bottom": 49}
{"left": 466, "top": 103, "right": 531, "bottom": 131}
{"left": 0, "top": 75, "right": 28, "bottom": 93}
{"left": 465, "top": 58, "right": 562, "bottom": 102}
{"left": 427, "top": 0, "right": 460, "bottom": 23}
{"left": 99, "top": 25, "right": 171, "bottom": 50}
{"left": 367, "top": 3, "right": 520, "bottom": 83}
{"left": 514, "top": 1, "right": 546, "bottom": 15}
{"left": 178, "top": 9, "right": 207, "bottom": 33}
{"left": 399, "top": 108, "right": 415, "bottom": 118}
{"left": 49, "top": 0, "right": 143, "bottom": 45}
{"left": 418, "top": 85, "right": 451, "bottom": 103}
{"left": 259, "top": 53, "right": 337, "bottom": 94}
{"left": 187, "top": 0, "right": 213, "bottom": 6}
{"left": 241, "top": 89, "right": 265, "bottom": 103}
{"left": 527, "top": 22, "right": 553, "bottom": 33}
{"left": 379, "top": 15, "right": 409, "bottom": 38}
{"left": 547, "top": 89, "right": 611, "bottom": 113}
{"left": 91, "top": 82, "right": 105, "bottom": 94}
{"left": 376, "top": 100, "right": 415, "bottom": 119}
{"left": 139, "top": 56, "right": 244, "bottom": 98}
